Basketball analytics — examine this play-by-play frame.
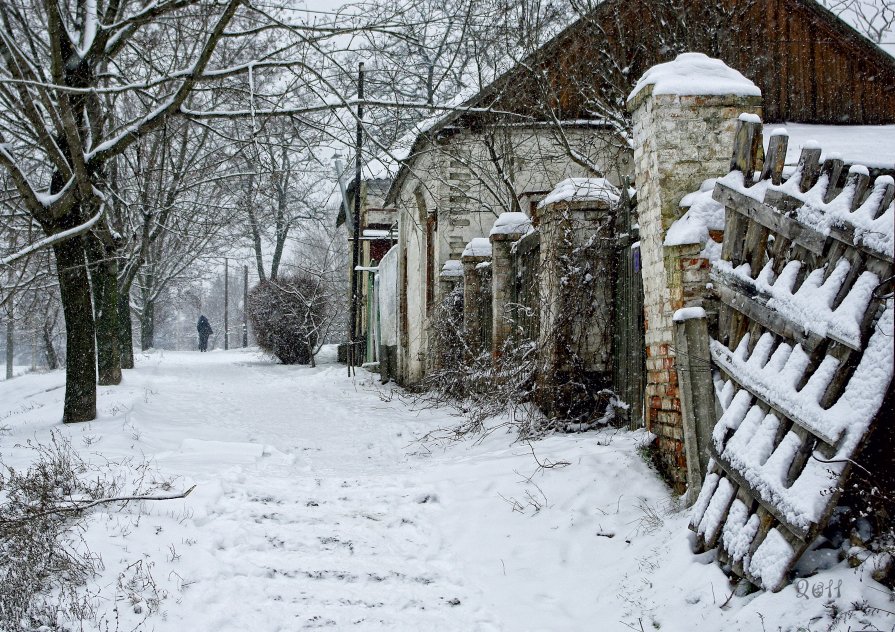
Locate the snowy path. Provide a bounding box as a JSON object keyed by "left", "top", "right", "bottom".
{"left": 98, "top": 350, "right": 500, "bottom": 630}
{"left": 1, "top": 349, "right": 891, "bottom": 632}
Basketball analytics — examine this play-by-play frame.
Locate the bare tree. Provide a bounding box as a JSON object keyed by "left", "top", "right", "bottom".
{"left": 819, "top": 0, "right": 895, "bottom": 46}
{"left": 0, "top": 0, "right": 411, "bottom": 422}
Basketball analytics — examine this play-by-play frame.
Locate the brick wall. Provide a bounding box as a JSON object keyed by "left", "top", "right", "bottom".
{"left": 628, "top": 82, "right": 761, "bottom": 492}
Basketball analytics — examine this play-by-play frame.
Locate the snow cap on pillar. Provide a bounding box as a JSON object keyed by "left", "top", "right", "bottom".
{"left": 461, "top": 237, "right": 492, "bottom": 259}
{"left": 627, "top": 52, "right": 761, "bottom": 105}
{"left": 489, "top": 212, "right": 532, "bottom": 238}
{"left": 439, "top": 259, "right": 464, "bottom": 278}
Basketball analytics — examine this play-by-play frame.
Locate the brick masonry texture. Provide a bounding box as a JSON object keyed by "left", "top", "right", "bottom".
{"left": 630, "top": 86, "right": 761, "bottom": 491}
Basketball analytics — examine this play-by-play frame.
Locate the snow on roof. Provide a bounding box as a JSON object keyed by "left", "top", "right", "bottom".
{"left": 439, "top": 260, "right": 464, "bottom": 278}
{"left": 763, "top": 123, "right": 895, "bottom": 170}
{"left": 461, "top": 237, "right": 492, "bottom": 258}
{"left": 628, "top": 53, "right": 761, "bottom": 102}
{"left": 489, "top": 212, "right": 532, "bottom": 236}
{"left": 539, "top": 178, "right": 621, "bottom": 208}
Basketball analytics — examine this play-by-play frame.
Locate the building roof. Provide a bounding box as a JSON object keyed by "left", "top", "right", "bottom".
{"left": 383, "top": 0, "right": 895, "bottom": 206}
{"left": 763, "top": 123, "right": 895, "bottom": 171}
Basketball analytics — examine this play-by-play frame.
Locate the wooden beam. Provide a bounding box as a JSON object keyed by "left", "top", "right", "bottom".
{"left": 713, "top": 183, "right": 826, "bottom": 255}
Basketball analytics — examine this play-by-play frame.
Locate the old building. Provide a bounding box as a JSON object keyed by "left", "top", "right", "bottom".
{"left": 337, "top": 177, "right": 396, "bottom": 364}
{"left": 384, "top": 0, "right": 895, "bottom": 486}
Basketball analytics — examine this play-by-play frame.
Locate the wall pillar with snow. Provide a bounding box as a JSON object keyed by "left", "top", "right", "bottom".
{"left": 461, "top": 238, "right": 492, "bottom": 359}
{"left": 626, "top": 53, "right": 762, "bottom": 492}
{"left": 536, "top": 179, "right": 620, "bottom": 419}
{"left": 489, "top": 213, "right": 532, "bottom": 362}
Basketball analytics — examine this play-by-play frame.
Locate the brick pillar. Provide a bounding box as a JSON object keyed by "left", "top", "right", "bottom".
{"left": 489, "top": 213, "right": 531, "bottom": 361}
{"left": 626, "top": 53, "right": 762, "bottom": 492}
{"left": 461, "top": 238, "right": 492, "bottom": 357}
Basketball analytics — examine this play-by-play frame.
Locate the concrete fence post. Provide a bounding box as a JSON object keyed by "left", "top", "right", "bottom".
{"left": 672, "top": 307, "right": 716, "bottom": 505}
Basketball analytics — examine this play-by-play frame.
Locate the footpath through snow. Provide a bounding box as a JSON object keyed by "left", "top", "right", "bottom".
{"left": 0, "top": 349, "right": 891, "bottom": 631}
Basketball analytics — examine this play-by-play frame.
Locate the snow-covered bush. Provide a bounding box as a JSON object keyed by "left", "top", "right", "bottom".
{"left": 246, "top": 274, "right": 327, "bottom": 365}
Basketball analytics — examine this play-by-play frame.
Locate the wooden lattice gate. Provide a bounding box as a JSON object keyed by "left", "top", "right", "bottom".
{"left": 687, "top": 118, "right": 894, "bottom": 592}
{"left": 612, "top": 183, "right": 645, "bottom": 428}
{"left": 511, "top": 231, "right": 540, "bottom": 345}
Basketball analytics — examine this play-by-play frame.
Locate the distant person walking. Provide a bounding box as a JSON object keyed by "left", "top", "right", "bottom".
{"left": 197, "top": 315, "right": 213, "bottom": 352}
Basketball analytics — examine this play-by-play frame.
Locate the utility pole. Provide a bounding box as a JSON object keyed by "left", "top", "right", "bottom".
{"left": 224, "top": 259, "right": 229, "bottom": 351}
{"left": 348, "top": 61, "right": 364, "bottom": 375}
{"left": 4, "top": 307, "right": 12, "bottom": 380}
{"left": 5, "top": 234, "right": 12, "bottom": 380}
{"left": 243, "top": 265, "right": 249, "bottom": 347}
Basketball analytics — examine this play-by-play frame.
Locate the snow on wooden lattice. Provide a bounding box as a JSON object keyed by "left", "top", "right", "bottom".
{"left": 688, "top": 122, "right": 894, "bottom": 592}
{"left": 717, "top": 169, "right": 894, "bottom": 260}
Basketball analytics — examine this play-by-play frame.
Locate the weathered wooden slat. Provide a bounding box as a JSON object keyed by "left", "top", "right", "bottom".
{"left": 873, "top": 180, "right": 895, "bottom": 220}
{"left": 796, "top": 146, "right": 822, "bottom": 193}
{"left": 713, "top": 184, "right": 826, "bottom": 255}
{"left": 729, "top": 118, "right": 764, "bottom": 187}
{"left": 841, "top": 169, "right": 871, "bottom": 212}
{"left": 760, "top": 132, "right": 788, "bottom": 185}
{"left": 820, "top": 158, "right": 845, "bottom": 203}
{"left": 721, "top": 205, "right": 750, "bottom": 267}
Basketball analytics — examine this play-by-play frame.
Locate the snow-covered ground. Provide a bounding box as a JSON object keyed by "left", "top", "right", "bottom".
{"left": 0, "top": 349, "right": 891, "bottom": 631}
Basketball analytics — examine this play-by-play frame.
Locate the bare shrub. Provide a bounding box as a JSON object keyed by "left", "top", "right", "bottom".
{"left": 246, "top": 273, "right": 327, "bottom": 365}
{"left": 0, "top": 432, "right": 114, "bottom": 630}
{"left": 0, "top": 432, "right": 185, "bottom": 631}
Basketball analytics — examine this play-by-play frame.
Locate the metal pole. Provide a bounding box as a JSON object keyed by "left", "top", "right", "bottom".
{"left": 224, "top": 259, "right": 229, "bottom": 350}
{"left": 243, "top": 265, "right": 249, "bottom": 347}
{"left": 348, "top": 62, "right": 364, "bottom": 374}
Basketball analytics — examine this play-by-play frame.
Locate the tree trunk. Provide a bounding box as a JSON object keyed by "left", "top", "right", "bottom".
{"left": 86, "top": 235, "right": 122, "bottom": 385}
{"left": 140, "top": 299, "right": 155, "bottom": 351}
{"left": 52, "top": 236, "right": 97, "bottom": 423}
{"left": 43, "top": 320, "right": 59, "bottom": 370}
{"left": 118, "top": 287, "right": 135, "bottom": 369}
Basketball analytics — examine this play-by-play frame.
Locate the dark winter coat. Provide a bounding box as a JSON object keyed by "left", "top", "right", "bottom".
{"left": 197, "top": 315, "right": 213, "bottom": 336}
